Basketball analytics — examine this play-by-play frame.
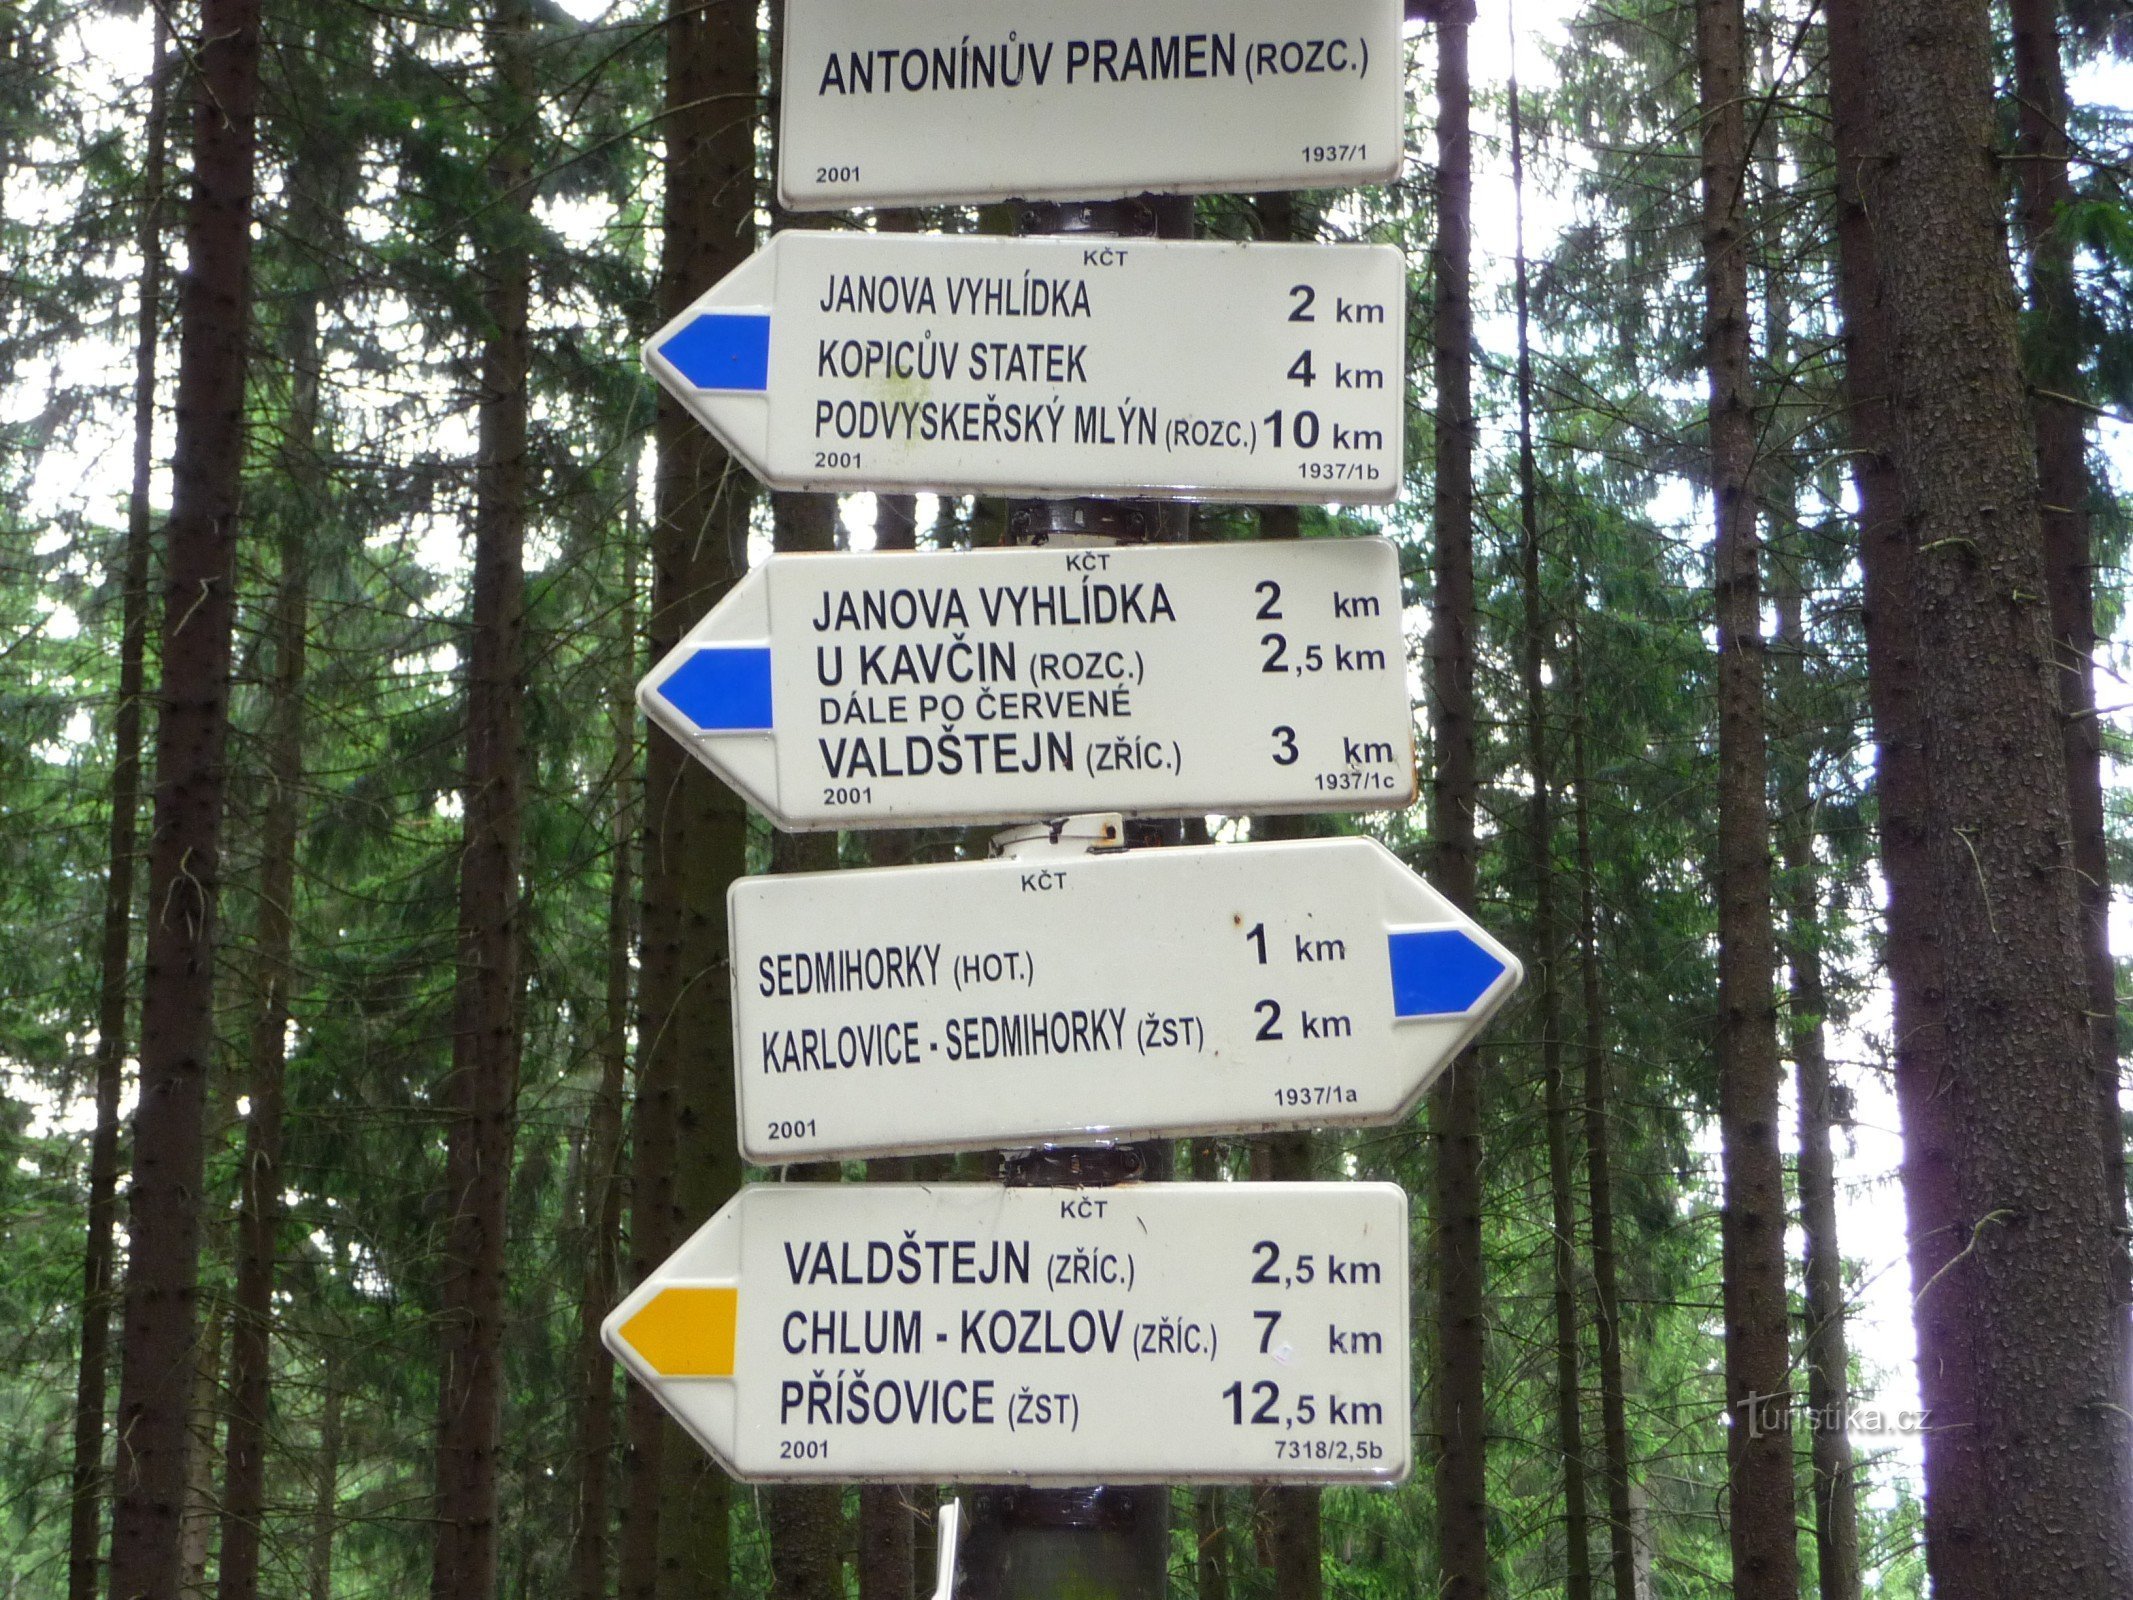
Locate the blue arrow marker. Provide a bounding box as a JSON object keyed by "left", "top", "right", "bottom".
{"left": 659, "top": 313, "right": 771, "bottom": 392}
{"left": 1387, "top": 928, "right": 1507, "bottom": 1018}
{"left": 655, "top": 646, "right": 773, "bottom": 732}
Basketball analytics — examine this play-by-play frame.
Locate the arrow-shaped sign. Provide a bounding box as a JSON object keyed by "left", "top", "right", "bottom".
{"left": 640, "top": 539, "right": 1417, "bottom": 831}
{"left": 730, "top": 836, "right": 1521, "bottom": 1162}
{"left": 605, "top": 1181, "right": 1412, "bottom": 1485}
{"left": 777, "top": 0, "right": 1404, "bottom": 212}
{"left": 645, "top": 231, "right": 1406, "bottom": 503}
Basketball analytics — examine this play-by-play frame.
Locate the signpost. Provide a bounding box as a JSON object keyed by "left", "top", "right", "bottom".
{"left": 730, "top": 836, "right": 1520, "bottom": 1162}
{"left": 643, "top": 230, "right": 1406, "bottom": 503}
{"left": 638, "top": 539, "right": 1417, "bottom": 830}
{"left": 777, "top": 0, "right": 1404, "bottom": 211}
{"left": 604, "top": 1181, "right": 1411, "bottom": 1485}
{"left": 605, "top": 7, "right": 1531, "bottom": 1568}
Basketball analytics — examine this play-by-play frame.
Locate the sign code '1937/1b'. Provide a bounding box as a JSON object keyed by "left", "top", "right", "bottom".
{"left": 605, "top": 1182, "right": 1412, "bottom": 1485}
{"left": 639, "top": 539, "right": 1417, "bottom": 830}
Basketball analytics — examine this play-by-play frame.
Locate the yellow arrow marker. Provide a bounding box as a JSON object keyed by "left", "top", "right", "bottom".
{"left": 618, "top": 1287, "right": 738, "bottom": 1377}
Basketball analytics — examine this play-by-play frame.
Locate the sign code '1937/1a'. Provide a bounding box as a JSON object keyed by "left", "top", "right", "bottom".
{"left": 604, "top": 1182, "right": 1413, "bottom": 1485}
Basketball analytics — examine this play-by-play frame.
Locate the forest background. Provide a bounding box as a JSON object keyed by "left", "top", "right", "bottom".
{"left": 2, "top": 1, "right": 2130, "bottom": 1598}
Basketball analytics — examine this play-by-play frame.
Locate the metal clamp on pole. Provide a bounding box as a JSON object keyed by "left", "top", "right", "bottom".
{"left": 932, "top": 1500, "right": 963, "bottom": 1600}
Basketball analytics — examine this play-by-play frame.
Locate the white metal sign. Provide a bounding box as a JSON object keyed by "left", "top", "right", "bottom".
{"left": 645, "top": 231, "right": 1406, "bottom": 503}
{"left": 604, "top": 1181, "right": 1412, "bottom": 1485}
{"left": 731, "top": 837, "right": 1521, "bottom": 1162}
{"left": 638, "top": 539, "right": 1416, "bottom": 830}
{"left": 778, "top": 0, "right": 1405, "bottom": 211}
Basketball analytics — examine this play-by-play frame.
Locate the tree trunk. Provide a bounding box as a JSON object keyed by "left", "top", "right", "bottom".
{"left": 1508, "top": 63, "right": 1593, "bottom": 1600}
{"left": 1244, "top": 1135, "right": 1320, "bottom": 1600}
{"left": 629, "top": 5, "right": 761, "bottom": 1597}
{"left": 763, "top": 1186, "right": 846, "bottom": 1600}
{"left": 1694, "top": 0, "right": 1796, "bottom": 1590}
{"left": 764, "top": 1447, "right": 843, "bottom": 1600}
{"left": 857, "top": 1483, "right": 915, "bottom": 1600}
{"left": 1755, "top": 32, "right": 1862, "bottom": 1590}
{"left": 105, "top": 4, "right": 263, "bottom": 1595}
{"left": 72, "top": 22, "right": 170, "bottom": 1600}
{"left": 622, "top": 783, "right": 674, "bottom": 1600}
{"left": 622, "top": 634, "right": 677, "bottom": 1600}
{"left": 766, "top": 1480, "right": 844, "bottom": 1600}
{"left": 876, "top": 494, "right": 918, "bottom": 552}
{"left": 1193, "top": 1489, "right": 1229, "bottom": 1600}
{"left": 2010, "top": 0, "right": 2131, "bottom": 1347}
{"left": 215, "top": 63, "right": 345, "bottom": 1595}
{"left": 853, "top": 282, "right": 922, "bottom": 1600}
{"left": 212, "top": 397, "right": 308, "bottom": 1600}
{"left": 1232, "top": 186, "right": 1321, "bottom": 1600}
{"left": 761, "top": 458, "right": 849, "bottom": 1600}
{"left": 430, "top": 3, "right": 532, "bottom": 1595}
{"left": 570, "top": 536, "right": 638, "bottom": 1600}
{"left": 1566, "top": 607, "right": 1637, "bottom": 1600}
{"left": 178, "top": 1309, "right": 223, "bottom": 1600}
{"left": 1181, "top": 1145, "right": 1229, "bottom": 1600}
{"left": 1774, "top": 579, "right": 1862, "bottom": 1600}
{"left": 1851, "top": 0, "right": 2133, "bottom": 1587}
{"left": 1426, "top": 11, "right": 1489, "bottom": 1599}
{"left": 1821, "top": 6, "right": 1991, "bottom": 1593}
